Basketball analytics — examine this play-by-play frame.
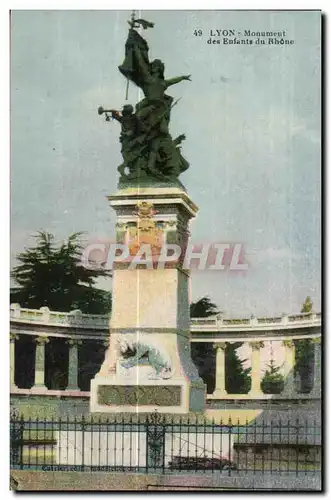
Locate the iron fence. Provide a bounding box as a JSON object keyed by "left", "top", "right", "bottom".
{"left": 10, "top": 412, "right": 321, "bottom": 477}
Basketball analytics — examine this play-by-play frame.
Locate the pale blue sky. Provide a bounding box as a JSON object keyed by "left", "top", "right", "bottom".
{"left": 10, "top": 10, "right": 321, "bottom": 316}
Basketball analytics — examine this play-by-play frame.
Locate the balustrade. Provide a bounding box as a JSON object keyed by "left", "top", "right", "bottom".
{"left": 10, "top": 305, "right": 321, "bottom": 400}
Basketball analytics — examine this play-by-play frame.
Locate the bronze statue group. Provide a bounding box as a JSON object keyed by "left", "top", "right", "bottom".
{"left": 99, "top": 18, "right": 190, "bottom": 183}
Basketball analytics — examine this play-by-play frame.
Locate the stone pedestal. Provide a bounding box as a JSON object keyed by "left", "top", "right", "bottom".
{"left": 90, "top": 184, "right": 206, "bottom": 414}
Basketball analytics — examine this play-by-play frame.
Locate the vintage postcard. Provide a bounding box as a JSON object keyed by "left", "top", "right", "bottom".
{"left": 10, "top": 9, "right": 321, "bottom": 492}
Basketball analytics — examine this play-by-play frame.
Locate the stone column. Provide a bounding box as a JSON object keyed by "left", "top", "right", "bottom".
{"left": 281, "top": 339, "right": 296, "bottom": 396}
{"left": 66, "top": 339, "right": 82, "bottom": 391}
{"left": 311, "top": 338, "right": 321, "bottom": 398}
{"left": 10, "top": 334, "right": 19, "bottom": 389}
{"left": 213, "top": 342, "right": 227, "bottom": 397}
{"left": 249, "top": 341, "right": 264, "bottom": 396}
{"left": 33, "top": 336, "right": 49, "bottom": 389}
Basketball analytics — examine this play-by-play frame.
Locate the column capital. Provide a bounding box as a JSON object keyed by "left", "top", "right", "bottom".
{"left": 249, "top": 341, "right": 264, "bottom": 350}
{"left": 213, "top": 342, "right": 227, "bottom": 351}
{"left": 66, "top": 338, "right": 82, "bottom": 346}
{"left": 10, "top": 333, "right": 19, "bottom": 342}
{"left": 282, "top": 339, "right": 294, "bottom": 348}
{"left": 34, "top": 336, "right": 49, "bottom": 344}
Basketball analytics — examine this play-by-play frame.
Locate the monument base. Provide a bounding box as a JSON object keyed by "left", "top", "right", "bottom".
{"left": 90, "top": 376, "right": 205, "bottom": 414}
{"left": 89, "top": 184, "right": 206, "bottom": 414}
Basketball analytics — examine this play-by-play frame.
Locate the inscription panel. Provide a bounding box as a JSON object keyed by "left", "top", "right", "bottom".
{"left": 98, "top": 385, "right": 181, "bottom": 406}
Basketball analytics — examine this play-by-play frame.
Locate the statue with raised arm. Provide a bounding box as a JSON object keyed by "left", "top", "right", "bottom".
{"left": 99, "top": 15, "right": 191, "bottom": 183}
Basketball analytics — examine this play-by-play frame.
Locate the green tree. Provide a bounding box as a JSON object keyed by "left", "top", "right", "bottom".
{"left": 190, "top": 297, "right": 251, "bottom": 394}
{"left": 261, "top": 358, "right": 285, "bottom": 394}
{"left": 295, "top": 296, "right": 314, "bottom": 392}
{"left": 190, "top": 297, "right": 219, "bottom": 393}
{"left": 191, "top": 342, "right": 216, "bottom": 393}
{"left": 301, "top": 296, "right": 313, "bottom": 313}
{"left": 190, "top": 296, "right": 220, "bottom": 318}
{"left": 11, "top": 232, "right": 112, "bottom": 389}
{"left": 11, "top": 231, "right": 111, "bottom": 314}
{"left": 225, "top": 342, "right": 251, "bottom": 394}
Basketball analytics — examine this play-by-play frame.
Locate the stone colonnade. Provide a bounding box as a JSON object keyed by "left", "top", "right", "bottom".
{"left": 213, "top": 339, "right": 321, "bottom": 397}
{"left": 10, "top": 334, "right": 321, "bottom": 397}
{"left": 10, "top": 334, "right": 87, "bottom": 391}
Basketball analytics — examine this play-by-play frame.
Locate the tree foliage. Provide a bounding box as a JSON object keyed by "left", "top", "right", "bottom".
{"left": 295, "top": 296, "right": 314, "bottom": 392}
{"left": 11, "top": 231, "right": 111, "bottom": 314}
{"left": 190, "top": 296, "right": 220, "bottom": 318}
{"left": 301, "top": 296, "right": 313, "bottom": 313}
{"left": 225, "top": 342, "right": 251, "bottom": 394}
{"left": 190, "top": 297, "right": 251, "bottom": 394}
{"left": 190, "top": 296, "right": 219, "bottom": 392}
{"left": 261, "top": 358, "right": 284, "bottom": 394}
{"left": 191, "top": 342, "right": 216, "bottom": 393}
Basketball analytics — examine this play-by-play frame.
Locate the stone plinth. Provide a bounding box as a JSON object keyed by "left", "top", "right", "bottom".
{"left": 90, "top": 184, "right": 206, "bottom": 414}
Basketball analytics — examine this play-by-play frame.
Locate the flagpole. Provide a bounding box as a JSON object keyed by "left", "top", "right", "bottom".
{"left": 125, "top": 79, "right": 129, "bottom": 101}
{"left": 125, "top": 10, "right": 137, "bottom": 101}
